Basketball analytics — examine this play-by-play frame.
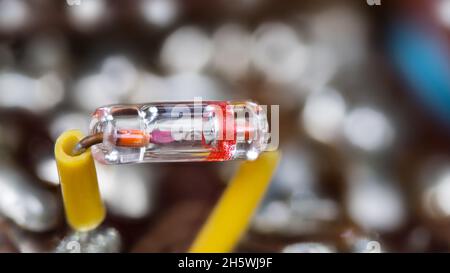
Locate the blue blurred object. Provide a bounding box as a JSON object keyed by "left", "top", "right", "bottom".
{"left": 387, "top": 19, "right": 450, "bottom": 126}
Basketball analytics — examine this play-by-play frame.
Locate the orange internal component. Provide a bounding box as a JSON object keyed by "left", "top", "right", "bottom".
{"left": 115, "top": 129, "right": 150, "bottom": 148}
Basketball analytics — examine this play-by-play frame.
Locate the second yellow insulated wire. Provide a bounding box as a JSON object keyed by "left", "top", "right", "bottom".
{"left": 55, "top": 130, "right": 106, "bottom": 231}
{"left": 190, "top": 151, "right": 281, "bottom": 253}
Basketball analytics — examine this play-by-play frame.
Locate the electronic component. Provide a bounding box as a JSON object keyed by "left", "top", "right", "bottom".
{"left": 85, "top": 100, "right": 269, "bottom": 164}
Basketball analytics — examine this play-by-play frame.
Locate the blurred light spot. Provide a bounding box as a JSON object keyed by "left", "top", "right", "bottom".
{"left": 24, "top": 36, "right": 68, "bottom": 71}
{"left": 36, "top": 158, "right": 59, "bottom": 186}
{"left": 295, "top": 44, "right": 337, "bottom": 93}
{"left": 423, "top": 168, "right": 450, "bottom": 217}
{"left": 253, "top": 201, "right": 290, "bottom": 233}
{"left": 302, "top": 88, "right": 346, "bottom": 143}
{"left": 0, "top": 166, "right": 60, "bottom": 232}
{"left": 67, "top": 0, "right": 107, "bottom": 30}
{"left": 311, "top": 7, "right": 367, "bottom": 67}
{"left": 436, "top": 0, "right": 450, "bottom": 28}
{"left": 50, "top": 112, "right": 90, "bottom": 140}
{"left": 74, "top": 56, "right": 137, "bottom": 112}
{"left": 282, "top": 242, "right": 336, "bottom": 253}
{"left": 0, "top": 72, "right": 64, "bottom": 112}
{"left": 271, "top": 144, "right": 315, "bottom": 197}
{"left": 101, "top": 55, "right": 138, "bottom": 95}
{"left": 35, "top": 73, "right": 65, "bottom": 111}
{"left": 212, "top": 24, "right": 251, "bottom": 79}
{"left": 164, "top": 72, "right": 225, "bottom": 100}
{"left": 344, "top": 107, "right": 394, "bottom": 152}
{"left": 140, "top": 0, "right": 178, "bottom": 27}
{"left": 253, "top": 193, "right": 338, "bottom": 236}
{"left": 97, "top": 164, "right": 153, "bottom": 219}
{"left": 0, "top": 72, "right": 34, "bottom": 108}
{"left": 290, "top": 193, "right": 339, "bottom": 223}
{"left": 161, "top": 27, "right": 212, "bottom": 73}
{"left": 128, "top": 72, "right": 168, "bottom": 103}
{"left": 252, "top": 22, "right": 309, "bottom": 84}
{"left": 0, "top": 0, "right": 29, "bottom": 32}
{"left": 347, "top": 164, "right": 405, "bottom": 232}
{"left": 435, "top": 174, "right": 450, "bottom": 213}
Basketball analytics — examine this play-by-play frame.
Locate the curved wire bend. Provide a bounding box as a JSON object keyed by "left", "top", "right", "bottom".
{"left": 71, "top": 133, "right": 103, "bottom": 156}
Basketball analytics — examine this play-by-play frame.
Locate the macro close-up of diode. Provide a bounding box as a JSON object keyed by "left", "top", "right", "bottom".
{"left": 53, "top": 100, "right": 279, "bottom": 253}
{"left": 2, "top": 0, "right": 450, "bottom": 260}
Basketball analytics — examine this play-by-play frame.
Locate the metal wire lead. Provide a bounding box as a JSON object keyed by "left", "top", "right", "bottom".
{"left": 71, "top": 133, "right": 104, "bottom": 156}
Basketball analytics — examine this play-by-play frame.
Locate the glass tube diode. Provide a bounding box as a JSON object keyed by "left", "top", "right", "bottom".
{"left": 88, "top": 100, "right": 269, "bottom": 164}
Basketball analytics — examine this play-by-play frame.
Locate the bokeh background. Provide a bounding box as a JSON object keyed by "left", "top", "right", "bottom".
{"left": 1, "top": 0, "right": 450, "bottom": 252}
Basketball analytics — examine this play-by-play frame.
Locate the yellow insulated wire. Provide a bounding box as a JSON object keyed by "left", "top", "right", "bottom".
{"left": 55, "top": 130, "right": 106, "bottom": 231}
{"left": 189, "top": 151, "right": 281, "bottom": 253}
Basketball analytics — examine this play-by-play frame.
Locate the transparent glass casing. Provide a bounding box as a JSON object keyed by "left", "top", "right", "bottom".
{"left": 89, "top": 101, "right": 269, "bottom": 164}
